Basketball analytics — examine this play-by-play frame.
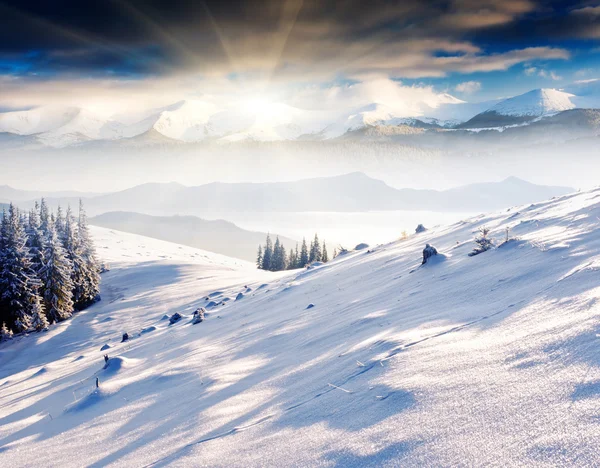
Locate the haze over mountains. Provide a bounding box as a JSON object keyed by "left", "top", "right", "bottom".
{"left": 4, "top": 173, "right": 573, "bottom": 217}
{"left": 1, "top": 80, "right": 599, "bottom": 147}
{"left": 89, "top": 212, "right": 296, "bottom": 262}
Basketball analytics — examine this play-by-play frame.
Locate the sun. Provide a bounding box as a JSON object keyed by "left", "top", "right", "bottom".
{"left": 241, "top": 95, "right": 275, "bottom": 113}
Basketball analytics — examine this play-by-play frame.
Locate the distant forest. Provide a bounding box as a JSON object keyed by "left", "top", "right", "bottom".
{"left": 257, "top": 233, "right": 333, "bottom": 271}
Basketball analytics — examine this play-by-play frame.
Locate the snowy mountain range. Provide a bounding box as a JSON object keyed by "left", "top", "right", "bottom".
{"left": 8, "top": 173, "right": 573, "bottom": 217}
{"left": 2, "top": 186, "right": 600, "bottom": 466}
{"left": 2, "top": 79, "right": 599, "bottom": 147}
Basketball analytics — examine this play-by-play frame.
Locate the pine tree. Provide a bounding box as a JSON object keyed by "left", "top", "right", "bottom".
{"left": 40, "top": 223, "right": 74, "bottom": 323}
{"left": 0, "top": 322, "right": 12, "bottom": 341}
{"left": 309, "top": 233, "right": 321, "bottom": 263}
{"left": 262, "top": 234, "right": 273, "bottom": 271}
{"left": 299, "top": 238, "right": 309, "bottom": 267}
{"left": 0, "top": 205, "right": 41, "bottom": 333}
{"left": 256, "top": 245, "right": 263, "bottom": 269}
{"left": 322, "top": 241, "right": 329, "bottom": 262}
{"left": 74, "top": 200, "right": 100, "bottom": 308}
{"left": 29, "top": 294, "right": 49, "bottom": 331}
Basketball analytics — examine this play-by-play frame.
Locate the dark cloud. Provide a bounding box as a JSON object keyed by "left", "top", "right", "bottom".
{"left": 0, "top": 0, "right": 594, "bottom": 79}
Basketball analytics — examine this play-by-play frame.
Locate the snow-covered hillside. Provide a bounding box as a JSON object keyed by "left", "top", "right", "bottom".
{"left": 2, "top": 188, "right": 600, "bottom": 466}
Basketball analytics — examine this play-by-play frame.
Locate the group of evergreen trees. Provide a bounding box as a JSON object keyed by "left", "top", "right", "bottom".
{"left": 0, "top": 200, "right": 101, "bottom": 340}
{"left": 257, "top": 233, "right": 334, "bottom": 271}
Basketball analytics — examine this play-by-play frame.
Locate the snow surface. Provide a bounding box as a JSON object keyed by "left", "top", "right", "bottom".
{"left": 2, "top": 191, "right": 600, "bottom": 466}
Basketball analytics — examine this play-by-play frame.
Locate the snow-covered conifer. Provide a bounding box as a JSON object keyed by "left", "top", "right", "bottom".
{"left": 321, "top": 242, "right": 328, "bottom": 262}
{"left": 469, "top": 226, "right": 494, "bottom": 256}
{"left": 287, "top": 248, "right": 297, "bottom": 270}
{"left": 262, "top": 234, "right": 273, "bottom": 270}
{"left": 30, "top": 294, "right": 48, "bottom": 331}
{"left": 256, "top": 245, "right": 263, "bottom": 269}
{"left": 40, "top": 223, "right": 74, "bottom": 323}
{"left": 309, "top": 233, "right": 321, "bottom": 263}
{"left": 74, "top": 200, "right": 100, "bottom": 308}
{"left": 299, "top": 238, "right": 309, "bottom": 267}
{"left": 0, "top": 205, "right": 41, "bottom": 333}
{"left": 39, "top": 198, "right": 50, "bottom": 234}
{"left": 272, "top": 237, "right": 286, "bottom": 271}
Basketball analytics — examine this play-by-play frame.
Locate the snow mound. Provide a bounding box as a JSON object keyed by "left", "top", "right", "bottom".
{"left": 101, "top": 356, "right": 138, "bottom": 377}
{"left": 64, "top": 388, "right": 110, "bottom": 413}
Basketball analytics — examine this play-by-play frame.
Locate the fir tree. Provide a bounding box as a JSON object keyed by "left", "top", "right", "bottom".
{"left": 272, "top": 237, "right": 286, "bottom": 271}
{"left": 55, "top": 205, "right": 66, "bottom": 241}
{"left": 299, "top": 238, "right": 309, "bottom": 267}
{"left": 256, "top": 245, "right": 263, "bottom": 269}
{"left": 287, "top": 248, "right": 297, "bottom": 270}
{"left": 322, "top": 241, "right": 329, "bottom": 262}
{"left": 0, "top": 205, "right": 41, "bottom": 333}
{"left": 40, "top": 223, "right": 74, "bottom": 323}
{"left": 262, "top": 234, "right": 273, "bottom": 271}
{"left": 39, "top": 198, "right": 50, "bottom": 234}
{"left": 74, "top": 200, "right": 100, "bottom": 308}
{"left": 26, "top": 203, "right": 45, "bottom": 275}
{"left": 30, "top": 294, "right": 49, "bottom": 331}
{"left": 309, "top": 233, "right": 321, "bottom": 263}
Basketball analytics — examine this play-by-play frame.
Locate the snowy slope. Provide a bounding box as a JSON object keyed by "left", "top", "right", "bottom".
{"left": 2, "top": 190, "right": 600, "bottom": 466}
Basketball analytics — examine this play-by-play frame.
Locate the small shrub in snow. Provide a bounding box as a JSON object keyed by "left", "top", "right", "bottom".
{"left": 336, "top": 246, "right": 349, "bottom": 256}
{"left": 193, "top": 308, "right": 205, "bottom": 324}
{"left": 422, "top": 244, "right": 438, "bottom": 264}
{"left": 415, "top": 224, "right": 428, "bottom": 234}
{"left": 469, "top": 226, "right": 494, "bottom": 256}
{"left": 354, "top": 243, "right": 369, "bottom": 251}
{"left": 169, "top": 312, "right": 182, "bottom": 324}
{"left": 0, "top": 322, "right": 13, "bottom": 341}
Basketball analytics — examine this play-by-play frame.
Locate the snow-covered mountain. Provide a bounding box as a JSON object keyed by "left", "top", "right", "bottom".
{"left": 461, "top": 85, "right": 600, "bottom": 129}
{"left": 490, "top": 88, "right": 575, "bottom": 117}
{"left": 2, "top": 187, "right": 600, "bottom": 466}
{"left": 1, "top": 79, "right": 600, "bottom": 145}
{"left": 116, "top": 100, "right": 220, "bottom": 141}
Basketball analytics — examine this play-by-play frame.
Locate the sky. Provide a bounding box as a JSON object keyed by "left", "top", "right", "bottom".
{"left": 0, "top": 0, "right": 599, "bottom": 113}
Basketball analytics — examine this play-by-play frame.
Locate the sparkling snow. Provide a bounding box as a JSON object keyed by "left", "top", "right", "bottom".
{"left": 1, "top": 190, "right": 600, "bottom": 466}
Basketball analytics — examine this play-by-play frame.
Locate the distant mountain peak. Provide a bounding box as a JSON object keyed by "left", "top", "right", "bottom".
{"left": 488, "top": 88, "right": 575, "bottom": 118}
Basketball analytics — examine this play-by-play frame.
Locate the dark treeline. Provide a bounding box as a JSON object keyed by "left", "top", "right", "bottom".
{"left": 257, "top": 233, "right": 334, "bottom": 271}
{"left": 0, "top": 199, "right": 101, "bottom": 340}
